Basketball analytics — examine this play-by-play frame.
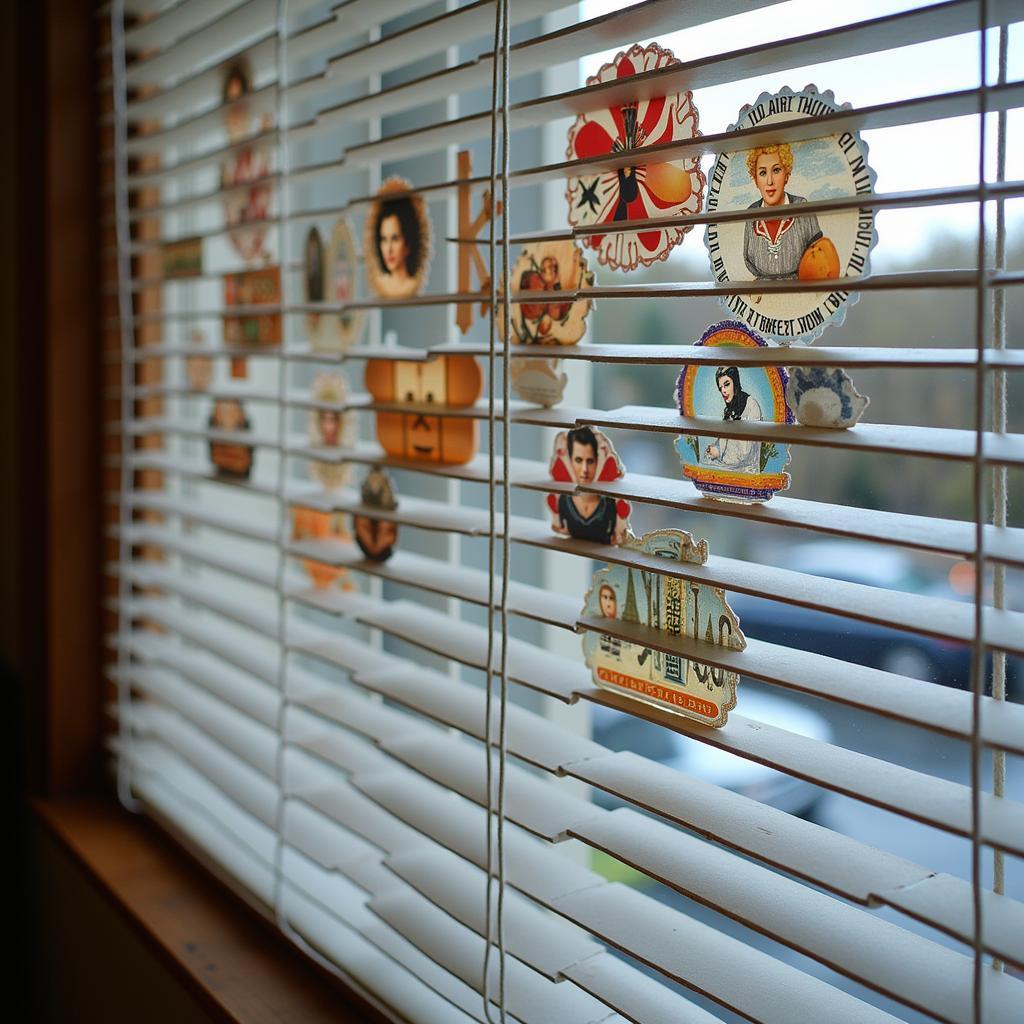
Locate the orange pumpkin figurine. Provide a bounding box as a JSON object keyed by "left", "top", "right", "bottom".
{"left": 365, "top": 354, "right": 482, "bottom": 464}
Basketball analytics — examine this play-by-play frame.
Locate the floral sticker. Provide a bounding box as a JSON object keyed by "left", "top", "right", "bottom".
{"left": 566, "top": 42, "right": 704, "bottom": 271}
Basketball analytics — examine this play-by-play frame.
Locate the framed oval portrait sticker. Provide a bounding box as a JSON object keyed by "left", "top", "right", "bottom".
{"left": 364, "top": 177, "right": 432, "bottom": 300}
{"left": 705, "top": 86, "right": 877, "bottom": 344}
{"left": 674, "top": 321, "right": 793, "bottom": 504}
{"left": 565, "top": 42, "right": 704, "bottom": 271}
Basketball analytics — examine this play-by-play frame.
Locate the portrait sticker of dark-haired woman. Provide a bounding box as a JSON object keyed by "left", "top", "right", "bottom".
{"left": 364, "top": 177, "right": 432, "bottom": 300}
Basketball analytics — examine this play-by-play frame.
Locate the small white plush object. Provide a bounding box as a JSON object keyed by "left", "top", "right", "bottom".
{"left": 786, "top": 366, "right": 869, "bottom": 429}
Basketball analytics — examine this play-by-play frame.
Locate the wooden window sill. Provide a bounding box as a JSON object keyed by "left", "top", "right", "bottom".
{"left": 32, "top": 794, "right": 393, "bottom": 1024}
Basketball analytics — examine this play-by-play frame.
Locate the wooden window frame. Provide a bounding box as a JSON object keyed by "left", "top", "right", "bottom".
{"left": 6, "top": 5, "right": 389, "bottom": 1021}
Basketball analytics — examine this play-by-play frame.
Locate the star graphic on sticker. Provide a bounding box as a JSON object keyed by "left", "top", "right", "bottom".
{"left": 576, "top": 177, "right": 600, "bottom": 215}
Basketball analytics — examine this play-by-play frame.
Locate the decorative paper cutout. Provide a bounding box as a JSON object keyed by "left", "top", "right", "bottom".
{"left": 365, "top": 355, "right": 482, "bottom": 465}
{"left": 364, "top": 177, "right": 432, "bottom": 300}
{"left": 221, "top": 60, "right": 273, "bottom": 264}
{"left": 306, "top": 219, "right": 364, "bottom": 352}
{"left": 510, "top": 357, "right": 568, "bottom": 408}
{"left": 353, "top": 466, "right": 399, "bottom": 563}
{"left": 705, "top": 85, "right": 877, "bottom": 343}
{"left": 308, "top": 372, "right": 356, "bottom": 491}
{"left": 565, "top": 42, "right": 705, "bottom": 271}
{"left": 674, "top": 321, "right": 793, "bottom": 503}
{"left": 582, "top": 528, "right": 744, "bottom": 727}
{"left": 208, "top": 398, "right": 254, "bottom": 479}
{"left": 455, "top": 150, "right": 501, "bottom": 334}
{"left": 787, "top": 365, "right": 869, "bottom": 428}
{"left": 291, "top": 506, "right": 353, "bottom": 590}
{"left": 547, "top": 427, "right": 631, "bottom": 545}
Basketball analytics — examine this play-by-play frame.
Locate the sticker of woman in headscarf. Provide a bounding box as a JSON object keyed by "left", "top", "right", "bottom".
{"left": 742, "top": 143, "right": 838, "bottom": 282}
{"left": 674, "top": 321, "right": 793, "bottom": 504}
{"left": 703, "top": 366, "right": 762, "bottom": 473}
{"left": 353, "top": 465, "right": 399, "bottom": 563}
{"left": 364, "top": 177, "right": 432, "bottom": 300}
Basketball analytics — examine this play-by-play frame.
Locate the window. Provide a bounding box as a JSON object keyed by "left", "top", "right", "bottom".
{"left": 104, "top": 2, "right": 1024, "bottom": 1022}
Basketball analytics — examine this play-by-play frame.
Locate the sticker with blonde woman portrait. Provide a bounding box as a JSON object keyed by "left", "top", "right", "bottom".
{"left": 565, "top": 42, "right": 704, "bottom": 272}
{"left": 364, "top": 177, "right": 432, "bottom": 300}
{"left": 705, "top": 86, "right": 876, "bottom": 343}
{"left": 307, "top": 372, "right": 355, "bottom": 491}
{"left": 306, "top": 218, "right": 365, "bottom": 352}
{"left": 580, "top": 529, "right": 743, "bottom": 728}
{"left": 674, "top": 321, "right": 793, "bottom": 504}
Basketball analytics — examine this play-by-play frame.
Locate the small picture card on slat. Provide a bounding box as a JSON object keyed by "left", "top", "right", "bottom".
{"left": 582, "top": 529, "right": 744, "bottom": 728}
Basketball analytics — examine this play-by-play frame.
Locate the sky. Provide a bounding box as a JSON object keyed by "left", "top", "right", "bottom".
{"left": 580, "top": 0, "right": 1024, "bottom": 257}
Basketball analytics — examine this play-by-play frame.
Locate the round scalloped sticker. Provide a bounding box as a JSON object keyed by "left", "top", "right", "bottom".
{"left": 565, "top": 42, "right": 705, "bottom": 271}
{"left": 364, "top": 177, "right": 432, "bottom": 300}
{"left": 674, "top": 321, "right": 793, "bottom": 504}
{"left": 705, "top": 85, "right": 877, "bottom": 343}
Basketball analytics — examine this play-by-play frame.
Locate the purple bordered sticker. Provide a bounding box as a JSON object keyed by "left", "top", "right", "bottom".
{"left": 581, "top": 529, "right": 744, "bottom": 728}
{"left": 704, "top": 85, "right": 878, "bottom": 344}
{"left": 565, "top": 42, "right": 705, "bottom": 272}
{"left": 674, "top": 321, "right": 794, "bottom": 504}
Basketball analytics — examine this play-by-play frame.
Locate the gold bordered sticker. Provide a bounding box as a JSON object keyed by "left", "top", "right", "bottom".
{"left": 705, "top": 85, "right": 877, "bottom": 343}
{"left": 353, "top": 466, "right": 399, "bottom": 563}
{"left": 581, "top": 529, "right": 744, "bottom": 727}
{"left": 547, "top": 427, "right": 631, "bottom": 545}
{"left": 308, "top": 372, "right": 356, "bottom": 491}
{"left": 364, "top": 177, "right": 433, "bottom": 299}
{"left": 305, "top": 218, "right": 365, "bottom": 352}
{"left": 365, "top": 355, "right": 482, "bottom": 465}
{"left": 566, "top": 42, "right": 704, "bottom": 271}
{"left": 674, "top": 321, "right": 793, "bottom": 504}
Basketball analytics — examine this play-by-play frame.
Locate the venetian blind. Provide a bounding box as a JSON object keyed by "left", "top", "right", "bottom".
{"left": 102, "top": 1, "right": 1024, "bottom": 1022}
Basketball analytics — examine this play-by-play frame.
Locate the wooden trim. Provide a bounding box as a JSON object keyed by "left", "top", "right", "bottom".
{"left": 33, "top": 796, "right": 395, "bottom": 1024}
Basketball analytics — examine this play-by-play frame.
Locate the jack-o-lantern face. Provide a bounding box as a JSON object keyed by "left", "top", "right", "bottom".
{"left": 365, "top": 355, "right": 482, "bottom": 464}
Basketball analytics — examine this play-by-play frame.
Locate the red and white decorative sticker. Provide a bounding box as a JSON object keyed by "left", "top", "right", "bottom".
{"left": 565, "top": 42, "right": 704, "bottom": 271}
